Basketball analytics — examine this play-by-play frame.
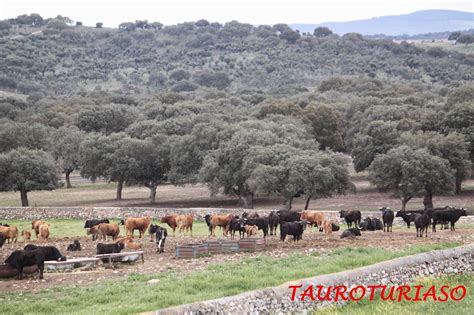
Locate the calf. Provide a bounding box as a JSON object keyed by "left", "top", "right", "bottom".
{"left": 280, "top": 221, "right": 308, "bottom": 242}
{"left": 84, "top": 219, "right": 110, "bottom": 229}
{"left": 244, "top": 225, "right": 258, "bottom": 237}
{"left": 379, "top": 207, "right": 394, "bottom": 232}
{"left": 339, "top": 210, "right": 361, "bottom": 228}
{"left": 39, "top": 224, "right": 50, "bottom": 241}
{"left": 116, "top": 236, "right": 142, "bottom": 250}
{"left": 160, "top": 215, "right": 178, "bottom": 236}
{"left": 67, "top": 240, "right": 82, "bottom": 251}
{"left": 395, "top": 211, "right": 418, "bottom": 228}
{"left": 276, "top": 210, "right": 301, "bottom": 223}
{"left": 414, "top": 213, "right": 431, "bottom": 238}
{"left": 340, "top": 228, "right": 361, "bottom": 239}
{"left": 268, "top": 211, "right": 279, "bottom": 236}
{"left": 243, "top": 217, "right": 269, "bottom": 238}
{"left": 21, "top": 230, "right": 31, "bottom": 241}
{"left": 322, "top": 220, "right": 333, "bottom": 234}
{"left": 149, "top": 224, "right": 167, "bottom": 253}
{"left": 0, "top": 226, "right": 18, "bottom": 243}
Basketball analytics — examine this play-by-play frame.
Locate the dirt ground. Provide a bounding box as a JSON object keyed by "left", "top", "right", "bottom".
{"left": 1, "top": 226, "right": 473, "bottom": 293}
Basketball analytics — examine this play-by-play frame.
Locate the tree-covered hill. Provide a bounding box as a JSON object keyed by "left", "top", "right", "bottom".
{"left": 0, "top": 14, "right": 473, "bottom": 98}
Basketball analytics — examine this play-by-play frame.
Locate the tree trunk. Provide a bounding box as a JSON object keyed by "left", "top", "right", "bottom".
{"left": 423, "top": 189, "right": 433, "bottom": 209}
{"left": 455, "top": 177, "right": 462, "bottom": 194}
{"left": 65, "top": 169, "right": 73, "bottom": 189}
{"left": 116, "top": 180, "right": 123, "bottom": 200}
{"left": 20, "top": 188, "right": 29, "bottom": 207}
{"left": 240, "top": 194, "right": 254, "bottom": 209}
{"left": 304, "top": 194, "right": 313, "bottom": 210}
{"left": 148, "top": 184, "right": 157, "bottom": 204}
{"left": 283, "top": 196, "right": 294, "bottom": 210}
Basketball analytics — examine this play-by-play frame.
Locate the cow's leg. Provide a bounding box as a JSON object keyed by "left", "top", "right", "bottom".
{"left": 38, "top": 262, "right": 44, "bottom": 279}
{"left": 17, "top": 266, "right": 23, "bottom": 280}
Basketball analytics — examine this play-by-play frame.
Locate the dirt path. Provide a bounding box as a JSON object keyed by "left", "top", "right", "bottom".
{"left": 1, "top": 227, "right": 473, "bottom": 293}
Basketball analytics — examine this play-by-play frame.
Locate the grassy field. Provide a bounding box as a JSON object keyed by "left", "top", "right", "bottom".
{"left": 0, "top": 243, "right": 461, "bottom": 314}
{"left": 1, "top": 219, "right": 212, "bottom": 238}
{"left": 318, "top": 274, "right": 473, "bottom": 314}
{"left": 4, "top": 218, "right": 474, "bottom": 240}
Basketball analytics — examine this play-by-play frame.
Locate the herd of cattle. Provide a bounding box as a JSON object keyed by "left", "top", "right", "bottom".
{"left": 0, "top": 205, "right": 468, "bottom": 280}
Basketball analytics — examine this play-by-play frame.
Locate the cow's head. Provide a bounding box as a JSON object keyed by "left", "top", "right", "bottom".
{"left": 339, "top": 210, "right": 347, "bottom": 218}
{"left": 460, "top": 208, "right": 468, "bottom": 216}
{"left": 119, "top": 219, "right": 125, "bottom": 225}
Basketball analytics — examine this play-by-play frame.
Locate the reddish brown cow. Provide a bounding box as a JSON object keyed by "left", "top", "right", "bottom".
{"left": 301, "top": 211, "right": 326, "bottom": 231}
{"left": 122, "top": 217, "right": 151, "bottom": 238}
{"left": 0, "top": 226, "right": 18, "bottom": 243}
{"left": 92, "top": 223, "right": 120, "bottom": 241}
{"left": 210, "top": 214, "right": 234, "bottom": 237}
{"left": 160, "top": 215, "right": 178, "bottom": 236}
{"left": 176, "top": 215, "right": 193, "bottom": 236}
{"left": 31, "top": 220, "right": 48, "bottom": 239}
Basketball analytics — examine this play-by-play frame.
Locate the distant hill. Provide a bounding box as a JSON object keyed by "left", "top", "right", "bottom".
{"left": 291, "top": 10, "right": 474, "bottom": 36}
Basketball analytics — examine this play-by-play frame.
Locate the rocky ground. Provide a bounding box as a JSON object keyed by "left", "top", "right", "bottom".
{"left": 1, "top": 226, "right": 473, "bottom": 293}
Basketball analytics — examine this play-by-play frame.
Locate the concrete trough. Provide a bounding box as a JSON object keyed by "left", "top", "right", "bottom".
{"left": 45, "top": 258, "right": 100, "bottom": 271}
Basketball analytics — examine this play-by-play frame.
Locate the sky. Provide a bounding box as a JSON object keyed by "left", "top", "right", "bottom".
{"left": 1, "top": 0, "right": 472, "bottom": 27}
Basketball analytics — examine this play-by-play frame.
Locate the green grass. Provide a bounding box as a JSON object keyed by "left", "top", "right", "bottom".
{"left": 318, "top": 274, "right": 473, "bottom": 314}
{"left": 1, "top": 219, "right": 212, "bottom": 238}
{"left": 0, "top": 243, "right": 460, "bottom": 314}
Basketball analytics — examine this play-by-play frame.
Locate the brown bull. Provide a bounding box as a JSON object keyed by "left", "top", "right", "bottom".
{"left": 0, "top": 226, "right": 18, "bottom": 243}
{"left": 90, "top": 223, "right": 120, "bottom": 241}
{"left": 301, "top": 211, "right": 326, "bottom": 231}
{"left": 210, "top": 214, "right": 234, "bottom": 237}
{"left": 160, "top": 215, "right": 178, "bottom": 236}
{"left": 122, "top": 217, "right": 151, "bottom": 238}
